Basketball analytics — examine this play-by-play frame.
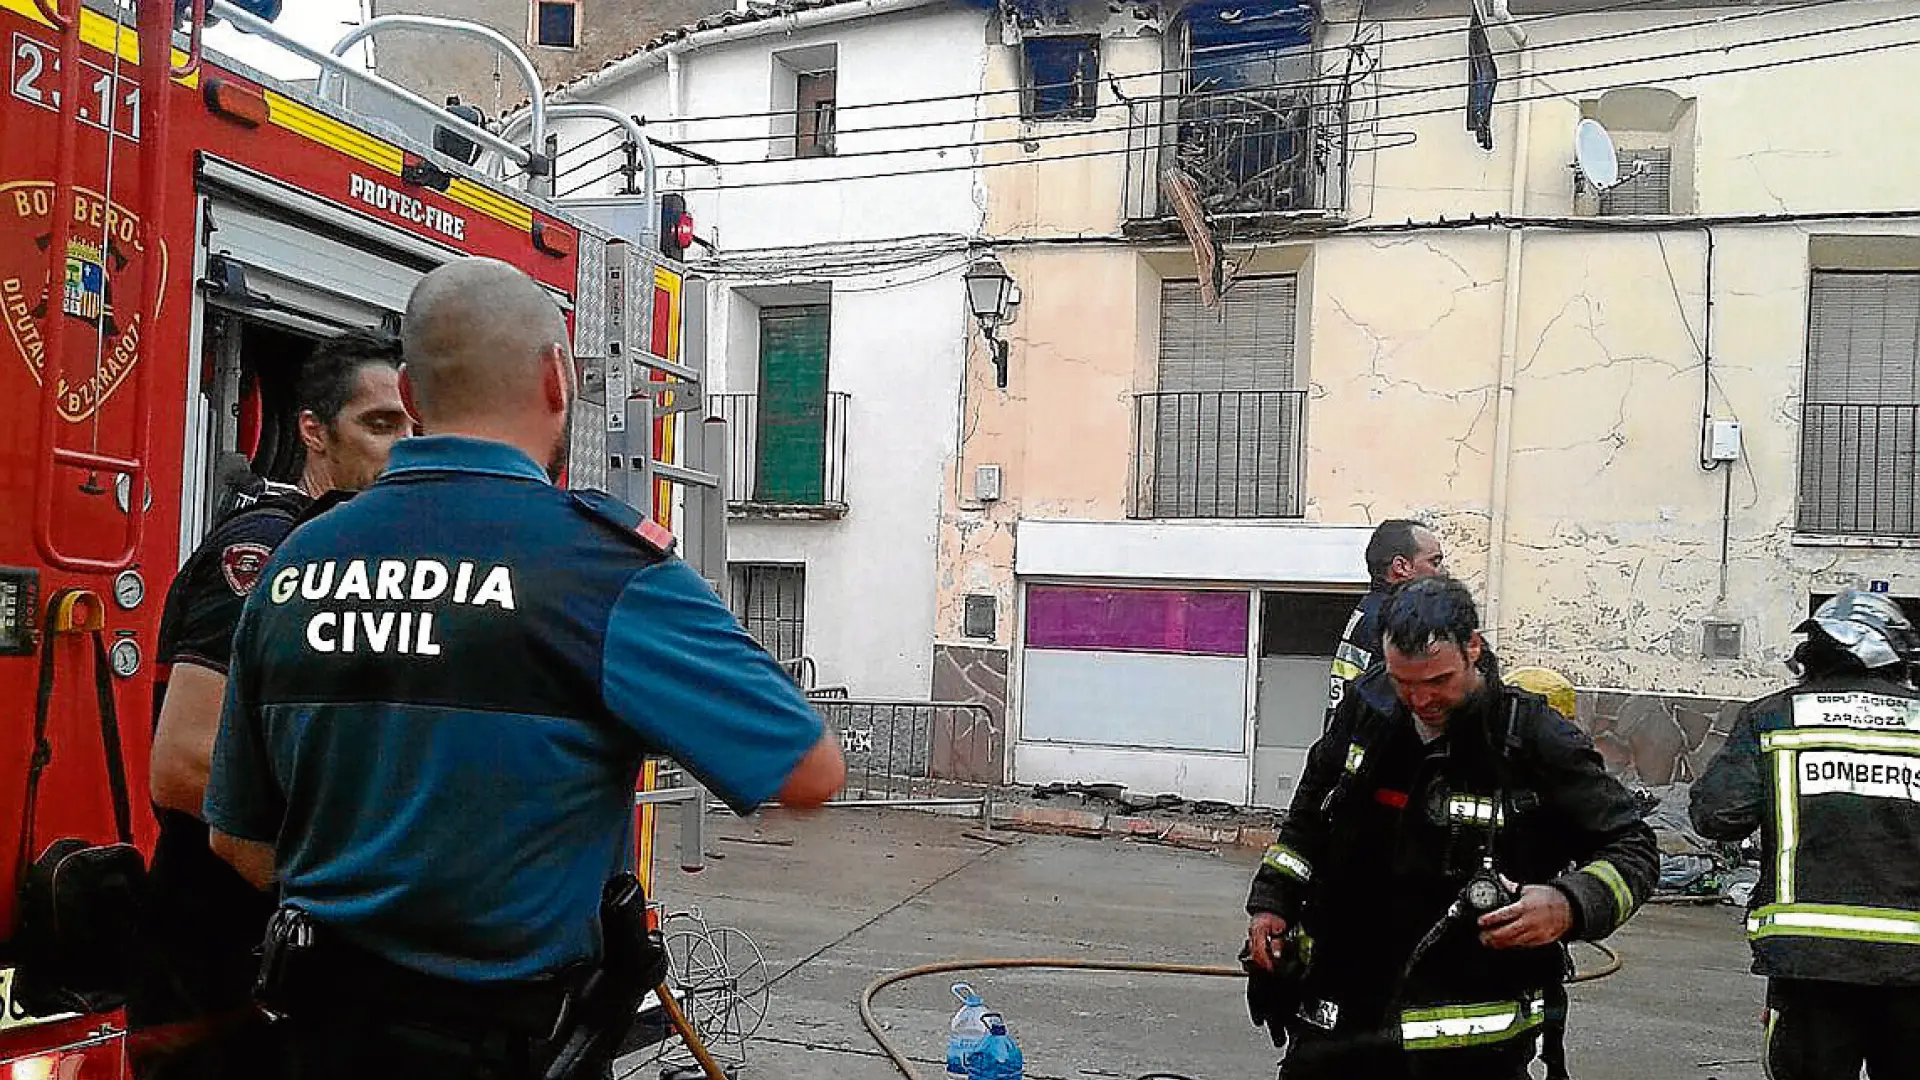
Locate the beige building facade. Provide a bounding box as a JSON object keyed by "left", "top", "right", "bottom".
{"left": 936, "top": 0, "right": 1920, "bottom": 804}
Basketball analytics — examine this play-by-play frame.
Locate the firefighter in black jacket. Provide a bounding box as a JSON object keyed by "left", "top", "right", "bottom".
{"left": 1324, "top": 520, "right": 1445, "bottom": 732}
{"left": 1246, "top": 577, "right": 1656, "bottom": 1080}
{"left": 1690, "top": 590, "right": 1920, "bottom": 1080}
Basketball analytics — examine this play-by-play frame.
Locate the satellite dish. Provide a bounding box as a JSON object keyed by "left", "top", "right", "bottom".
{"left": 1573, "top": 119, "right": 1621, "bottom": 191}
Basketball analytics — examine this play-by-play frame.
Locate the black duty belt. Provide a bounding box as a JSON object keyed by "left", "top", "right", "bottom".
{"left": 268, "top": 921, "right": 578, "bottom": 1040}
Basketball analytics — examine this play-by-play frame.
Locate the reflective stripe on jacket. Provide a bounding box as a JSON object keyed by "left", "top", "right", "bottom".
{"left": 1691, "top": 674, "right": 1920, "bottom": 985}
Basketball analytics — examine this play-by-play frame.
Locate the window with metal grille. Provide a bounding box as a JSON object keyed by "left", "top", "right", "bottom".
{"left": 1136, "top": 276, "right": 1304, "bottom": 518}
{"left": 729, "top": 563, "right": 806, "bottom": 662}
{"left": 1599, "top": 147, "right": 1672, "bottom": 216}
{"left": 532, "top": 0, "right": 578, "bottom": 48}
{"left": 1798, "top": 271, "right": 1920, "bottom": 537}
{"left": 1022, "top": 36, "right": 1099, "bottom": 121}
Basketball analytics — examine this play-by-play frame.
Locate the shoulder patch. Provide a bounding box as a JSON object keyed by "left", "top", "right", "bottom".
{"left": 220, "top": 542, "right": 274, "bottom": 596}
{"left": 636, "top": 519, "right": 676, "bottom": 553}
{"left": 569, "top": 489, "right": 676, "bottom": 557}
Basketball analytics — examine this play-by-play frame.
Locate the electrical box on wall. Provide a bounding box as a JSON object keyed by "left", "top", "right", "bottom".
{"left": 1703, "top": 620, "right": 1743, "bottom": 660}
{"left": 1706, "top": 420, "right": 1743, "bottom": 462}
{"left": 975, "top": 464, "right": 1003, "bottom": 503}
{"left": 963, "top": 594, "right": 997, "bottom": 640}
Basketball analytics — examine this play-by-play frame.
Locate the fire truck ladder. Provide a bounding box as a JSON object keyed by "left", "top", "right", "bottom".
{"left": 205, "top": 1, "right": 548, "bottom": 188}
{"left": 30, "top": 0, "right": 180, "bottom": 573}
{"left": 306, "top": 17, "right": 725, "bottom": 583}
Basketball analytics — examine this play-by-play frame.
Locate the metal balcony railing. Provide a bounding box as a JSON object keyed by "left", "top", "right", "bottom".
{"left": 1132, "top": 389, "right": 1306, "bottom": 519}
{"left": 1798, "top": 402, "right": 1920, "bottom": 537}
{"left": 708, "top": 391, "right": 850, "bottom": 511}
{"left": 1123, "top": 78, "right": 1347, "bottom": 222}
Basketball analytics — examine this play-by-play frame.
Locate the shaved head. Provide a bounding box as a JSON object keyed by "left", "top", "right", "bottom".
{"left": 401, "top": 257, "right": 571, "bottom": 426}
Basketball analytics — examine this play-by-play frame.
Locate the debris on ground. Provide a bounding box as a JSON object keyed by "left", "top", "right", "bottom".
{"left": 1635, "top": 782, "right": 1759, "bottom": 904}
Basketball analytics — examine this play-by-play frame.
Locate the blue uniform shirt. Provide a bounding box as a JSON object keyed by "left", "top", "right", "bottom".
{"left": 204, "top": 436, "right": 824, "bottom": 983}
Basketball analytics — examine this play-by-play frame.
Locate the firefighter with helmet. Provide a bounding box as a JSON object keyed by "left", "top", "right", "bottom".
{"left": 1691, "top": 589, "right": 1920, "bottom": 1079}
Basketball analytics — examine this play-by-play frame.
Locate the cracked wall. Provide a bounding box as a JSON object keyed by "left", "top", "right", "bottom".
{"left": 1500, "top": 225, "right": 1920, "bottom": 702}
{"left": 940, "top": 222, "right": 1920, "bottom": 717}
{"left": 942, "top": 0, "right": 1920, "bottom": 753}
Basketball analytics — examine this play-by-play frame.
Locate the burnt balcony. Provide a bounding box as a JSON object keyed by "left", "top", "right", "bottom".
{"left": 1131, "top": 389, "right": 1306, "bottom": 520}
{"left": 1123, "top": 78, "right": 1347, "bottom": 230}
{"left": 709, "top": 391, "right": 851, "bottom": 518}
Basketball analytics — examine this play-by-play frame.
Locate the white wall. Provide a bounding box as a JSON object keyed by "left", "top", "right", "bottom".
{"left": 569, "top": 2, "right": 990, "bottom": 698}
{"left": 722, "top": 273, "right": 971, "bottom": 696}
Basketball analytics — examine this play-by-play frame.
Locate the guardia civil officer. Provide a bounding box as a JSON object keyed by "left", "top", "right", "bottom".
{"left": 1244, "top": 577, "right": 1655, "bottom": 1080}
{"left": 1323, "top": 521, "right": 1445, "bottom": 731}
{"left": 1691, "top": 590, "right": 1920, "bottom": 1080}
{"left": 202, "top": 257, "right": 846, "bottom": 1080}
{"left": 130, "top": 328, "right": 408, "bottom": 1080}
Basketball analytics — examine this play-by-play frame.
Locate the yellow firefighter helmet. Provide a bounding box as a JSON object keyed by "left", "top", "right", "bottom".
{"left": 1507, "top": 666, "right": 1577, "bottom": 723}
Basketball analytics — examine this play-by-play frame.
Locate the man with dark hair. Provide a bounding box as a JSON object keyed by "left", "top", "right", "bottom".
{"left": 203, "top": 257, "right": 843, "bottom": 1080}
{"left": 1324, "top": 520, "right": 1445, "bottom": 730}
{"left": 1691, "top": 590, "right": 1920, "bottom": 1079}
{"left": 1245, "top": 576, "right": 1655, "bottom": 1080}
{"left": 129, "top": 327, "right": 408, "bottom": 1080}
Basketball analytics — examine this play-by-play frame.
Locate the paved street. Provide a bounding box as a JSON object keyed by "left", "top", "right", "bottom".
{"left": 629, "top": 809, "right": 1768, "bottom": 1080}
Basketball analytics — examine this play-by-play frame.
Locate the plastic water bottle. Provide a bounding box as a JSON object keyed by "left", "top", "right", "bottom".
{"left": 965, "top": 1013, "right": 1024, "bottom": 1080}
{"left": 946, "top": 983, "right": 989, "bottom": 1080}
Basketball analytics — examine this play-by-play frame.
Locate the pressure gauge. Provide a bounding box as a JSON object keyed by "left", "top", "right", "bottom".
{"left": 1466, "top": 874, "right": 1507, "bottom": 913}
{"left": 113, "top": 570, "right": 145, "bottom": 610}
{"left": 108, "top": 637, "right": 142, "bottom": 679}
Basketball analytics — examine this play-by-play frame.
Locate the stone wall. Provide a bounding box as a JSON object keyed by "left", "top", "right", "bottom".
{"left": 931, "top": 644, "right": 1008, "bottom": 784}
{"left": 1575, "top": 689, "right": 1745, "bottom": 787}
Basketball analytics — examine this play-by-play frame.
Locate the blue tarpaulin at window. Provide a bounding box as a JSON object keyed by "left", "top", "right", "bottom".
{"left": 1183, "top": 0, "right": 1316, "bottom": 50}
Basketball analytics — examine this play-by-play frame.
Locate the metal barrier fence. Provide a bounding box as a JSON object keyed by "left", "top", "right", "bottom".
{"left": 810, "top": 698, "right": 1002, "bottom": 816}
{"left": 778, "top": 655, "right": 849, "bottom": 700}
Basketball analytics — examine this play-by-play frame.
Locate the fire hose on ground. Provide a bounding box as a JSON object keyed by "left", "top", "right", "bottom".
{"left": 855, "top": 945, "right": 1623, "bottom": 1080}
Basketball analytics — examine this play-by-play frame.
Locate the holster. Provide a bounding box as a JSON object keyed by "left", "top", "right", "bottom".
{"left": 253, "top": 905, "right": 320, "bottom": 1018}
{"left": 541, "top": 873, "right": 669, "bottom": 1080}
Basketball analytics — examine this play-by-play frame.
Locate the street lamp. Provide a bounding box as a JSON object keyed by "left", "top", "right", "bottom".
{"left": 965, "top": 254, "right": 1016, "bottom": 388}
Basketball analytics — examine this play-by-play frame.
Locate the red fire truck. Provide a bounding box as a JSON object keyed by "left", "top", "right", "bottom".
{"left": 0, "top": 1, "right": 721, "bottom": 1074}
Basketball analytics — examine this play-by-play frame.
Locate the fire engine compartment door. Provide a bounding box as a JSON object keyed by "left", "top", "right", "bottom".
{"left": 201, "top": 196, "right": 421, "bottom": 335}
{"left": 195, "top": 156, "right": 575, "bottom": 334}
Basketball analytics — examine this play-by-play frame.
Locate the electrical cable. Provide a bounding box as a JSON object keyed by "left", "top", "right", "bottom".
{"left": 651, "top": 0, "right": 1857, "bottom": 153}
{"left": 588, "top": 0, "right": 1783, "bottom": 131}
{"left": 646, "top": 3, "right": 1909, "bottom": 175}
{"left": 857, "top": 945, "right": 1622, "bottom": 1080}
{"left": 657, "top": 22, "right": 1920, "bottom": 194}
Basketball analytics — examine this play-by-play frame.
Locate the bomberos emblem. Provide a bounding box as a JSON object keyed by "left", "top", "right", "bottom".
{"left": 1, "top": 181, "right": 168, "bottom": 422}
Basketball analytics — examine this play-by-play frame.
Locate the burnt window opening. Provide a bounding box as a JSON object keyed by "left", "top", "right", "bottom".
{"left": 532, "top": 0, "right": 578, "bottom": 49}
{"left": 1023, "top": 36, "right": 1099, "bottom": 122}
{"left": 1164, "top": 0, "right": 1332, "bottom": 217}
